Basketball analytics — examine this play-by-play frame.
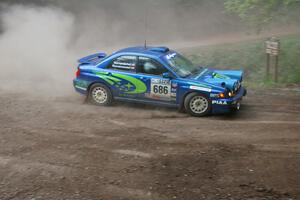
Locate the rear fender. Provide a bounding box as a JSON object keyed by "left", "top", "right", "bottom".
{"left": 87, "top": 81, "right": 113, "bottom": 96}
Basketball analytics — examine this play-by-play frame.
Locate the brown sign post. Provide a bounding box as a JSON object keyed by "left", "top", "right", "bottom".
{"left": 265, "top": 37, "right": 280, "bottom": 82}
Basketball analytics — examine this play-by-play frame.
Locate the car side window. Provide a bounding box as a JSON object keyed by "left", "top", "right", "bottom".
{"left": 137, "top": 56, "right": 168, "bottom": 76}
{"left": 108, "top": 55, "right": 137, "bottom": 72}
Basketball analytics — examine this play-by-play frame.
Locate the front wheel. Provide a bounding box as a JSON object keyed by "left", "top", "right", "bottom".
{"left": 184, "top": 93, "right": 211, "bottom": 117}
{"left": 88, "top": 83, "right": 113, "bottom": 106}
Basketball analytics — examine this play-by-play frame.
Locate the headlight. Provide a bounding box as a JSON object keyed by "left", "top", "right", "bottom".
{"left": 218, "top": 91, "right": 236, "bottom": 98}
{"left": 234, "top": 83, "right": 238, "bottom": 92}
{"left": 233, "top": 81, "right": 241, "bottom": 92}
{"left": 237, "top": 81, "right": 241, "bottom": 90}
{"left": 218, "top": 93, "right": 225, "bottom": 98}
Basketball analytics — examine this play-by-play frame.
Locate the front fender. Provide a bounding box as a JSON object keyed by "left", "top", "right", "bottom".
{"left": 177, "top": 83, "right": 224, "bottom": 107}
{"left": 177, "top": 85, "right": 210, "bottom": 107}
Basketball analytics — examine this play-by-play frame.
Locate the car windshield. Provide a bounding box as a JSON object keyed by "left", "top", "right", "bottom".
{"left": 164, "top": 53, "right": 202, "bottom": 78}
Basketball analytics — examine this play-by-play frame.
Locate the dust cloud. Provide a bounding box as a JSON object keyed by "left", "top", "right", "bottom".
{"left": 0, "top": 4, "right": 76, "bottom": 96}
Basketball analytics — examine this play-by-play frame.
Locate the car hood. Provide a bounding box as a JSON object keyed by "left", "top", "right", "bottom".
{"left": 191, "top": 68, "right": 243, "bottom": 91}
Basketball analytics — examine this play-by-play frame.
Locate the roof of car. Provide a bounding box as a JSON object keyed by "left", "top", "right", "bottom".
{"left": 114, "top": 46, "right": 171, "bottom": 57}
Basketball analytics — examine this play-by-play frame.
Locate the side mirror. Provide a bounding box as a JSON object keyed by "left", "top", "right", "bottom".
{"left": 162, "top": 72, "right": 173, "bottom": 79}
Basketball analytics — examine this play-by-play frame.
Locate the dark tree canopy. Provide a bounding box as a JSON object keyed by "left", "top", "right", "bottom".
{"left": 224, "top": 0, "right": 300, "bottom": 31}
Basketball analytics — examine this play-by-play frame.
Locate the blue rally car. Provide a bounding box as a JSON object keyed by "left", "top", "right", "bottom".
{"left": 73, "top": 46, "right": 247, "bottom": 117}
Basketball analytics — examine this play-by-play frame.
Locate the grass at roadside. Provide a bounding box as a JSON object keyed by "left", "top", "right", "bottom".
{"left": 182, "top": 34, "right": 300, "bottom": 87}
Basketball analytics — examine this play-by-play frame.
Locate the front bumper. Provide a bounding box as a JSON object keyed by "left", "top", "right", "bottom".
{"left": 211, "top": 87, "right": 246, "bottom": 114}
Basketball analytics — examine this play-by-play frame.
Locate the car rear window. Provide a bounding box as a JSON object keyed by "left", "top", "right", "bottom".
{"left": 108, "top": 55, "right": 137, "bottom": 71}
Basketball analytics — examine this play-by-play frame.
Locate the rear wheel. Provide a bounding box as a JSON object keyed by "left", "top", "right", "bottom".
{"left": 88, "top": 83, "right": 112, "bottom": 106}
{"left": 184, "top": 93, "right": 211, "bottom": 117}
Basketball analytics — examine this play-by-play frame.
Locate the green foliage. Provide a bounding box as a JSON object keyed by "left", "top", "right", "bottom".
{"left": 224, "top": 0, "right": 300, "bottom": 31}
{"left": 182, "top": 34, "right": 300, "bottom": 87}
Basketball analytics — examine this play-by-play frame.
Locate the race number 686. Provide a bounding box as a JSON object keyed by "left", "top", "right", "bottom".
{"left": 153, "top": 85, "right": 169, "bottom": 95}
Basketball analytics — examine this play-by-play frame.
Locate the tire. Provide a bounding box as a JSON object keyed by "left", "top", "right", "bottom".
{"left": 231, "top": 100, "right": 241, "bottom": 112}
{"left": 88, "top": 83, "right": 113, "bottom": 106}
{"left": 184, "top": 92, "right": 211, "bottom": 117}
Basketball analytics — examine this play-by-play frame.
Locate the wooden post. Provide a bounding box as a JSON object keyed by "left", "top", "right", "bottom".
{"left": 274, "top": 55, "right": 279, "bottom": 83}
{"left": 266, "top": 53, "right": 270, "bottom": 78}
{"left": 265, "top": 37, "right": 280, "bottom": 82}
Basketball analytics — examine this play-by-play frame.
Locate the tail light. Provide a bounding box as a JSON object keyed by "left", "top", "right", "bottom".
{"left": 76, "top": 68, "right": 80, "bottom": 78}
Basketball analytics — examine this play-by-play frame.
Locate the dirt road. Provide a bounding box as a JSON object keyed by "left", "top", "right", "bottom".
{"left": 0, "top": 87, "right": 299, "bottom": 200}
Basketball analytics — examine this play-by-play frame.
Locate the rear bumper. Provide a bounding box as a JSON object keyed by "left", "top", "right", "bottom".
{"left": 73, "top": 78, "right": 89, "bottom": 95}
{"left": 211, "top": 87, "right": 246, "bottom": 114}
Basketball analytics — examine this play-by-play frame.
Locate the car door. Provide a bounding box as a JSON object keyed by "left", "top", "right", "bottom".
{"left": 135, "top": 56, "right": 178, "bottom": 103}
{"left": 105, "top": 55, "right": 147, "bottom": 99}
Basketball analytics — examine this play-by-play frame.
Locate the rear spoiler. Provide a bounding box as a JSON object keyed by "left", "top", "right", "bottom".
{"left": 78, "top": 53, "right": 107, "bottom": 65}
